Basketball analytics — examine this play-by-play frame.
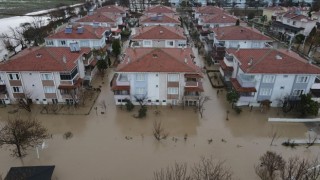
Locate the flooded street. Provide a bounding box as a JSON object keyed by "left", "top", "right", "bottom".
{"left": 0, "top": 68, "right": 318, "bottom": 180}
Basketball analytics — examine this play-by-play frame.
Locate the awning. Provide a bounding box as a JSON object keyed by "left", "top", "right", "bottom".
{"left": 230, "top": 78, "right": 256, "bottom": 93}
{"left": 184, "top": 73, "right": 203, "bottom": 79}
{"left": 112, "top": 85, "right": 130, "bottom": 91}
{"left": 220, "top": 61, "right": 233, "bottom": 71}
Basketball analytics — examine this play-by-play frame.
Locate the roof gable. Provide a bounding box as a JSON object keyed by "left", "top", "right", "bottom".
{"left": 96, "top": 5, "right": 127, "bottom": 13}
{"left": 132, "top": 25, "right": 186, "bottom": 40}
{"left": 194, "top": 6, "right": 224, "bottom": 14}
{"left": 76, "top": 12, "right": 118, "bottom": 23}
{"left": 140, "top": 13, "right": 180, "bottom": 24}
{"left": 117, "top": 48, "right": 200, "bottom": 73}
{"left": 202, "top": 13, "right": 238, "bottom": 24}
{"left": 145, "top": 5, "right": 175, "bottom": 14}
{"left": 212, "top": 26, "right": 272, "bottom": 41}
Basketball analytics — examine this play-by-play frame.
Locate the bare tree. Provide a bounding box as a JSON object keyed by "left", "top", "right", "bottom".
{"left": 191, "top": 157, "right": 232, "bottom": 180}
{"left": 153, "top": 120, "right": 168, "bottom": 141}
{"left": 154, "top": 163, "right": 188, "bottom": 180}
{"left": 153, "top": 157, "right": 233, "bottom": 180}
{"left": 99, "top": 100, "right": 107, "bottom": 112}
{"left": 0, "top": 116, "right": 49, "bottom": 158}
{"left": 256, "top": 151, "right": 320, "bottom": 180}
{"left": 198, "top": 96, "right": 210, "bottom": 118}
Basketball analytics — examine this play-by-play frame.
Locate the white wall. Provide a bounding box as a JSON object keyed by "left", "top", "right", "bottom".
{"left": 147, "top": 73, "right": 160, "bottom": 102}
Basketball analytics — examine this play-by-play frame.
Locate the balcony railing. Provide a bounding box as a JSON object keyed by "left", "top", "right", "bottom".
{"left": 116, "top": 74, "right": 130, "bottom": 86}
{"left": 236, "top": 74, "right": 256, "bottom": 88}
{"left": 185, "top": 81, "right": 199, "bottom": 87}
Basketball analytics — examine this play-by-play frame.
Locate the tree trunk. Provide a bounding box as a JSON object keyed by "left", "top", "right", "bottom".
{"left": 307, "top": 43, "right": 313, "bottom": 55}
{"left": 16, "top": 144, "right": 22, "bottom": 157}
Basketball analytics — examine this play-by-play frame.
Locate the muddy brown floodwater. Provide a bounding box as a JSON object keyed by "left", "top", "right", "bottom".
{"left": 0, "top": 69, "right": 319, "bottom": 180}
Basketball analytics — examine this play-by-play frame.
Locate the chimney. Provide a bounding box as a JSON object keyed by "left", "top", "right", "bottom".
{"left": 36, "top": 53, "right": 42, "bottom": 58}
{"left": 248, "top": 58, "right": 253, "bottom": 66}
{"left": 184, "top": 57, "right": 188, "bottom": 64}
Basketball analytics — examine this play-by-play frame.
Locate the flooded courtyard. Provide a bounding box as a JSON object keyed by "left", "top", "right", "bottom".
{"left": 0, "top": 69, "right": 319, "bottom": 180}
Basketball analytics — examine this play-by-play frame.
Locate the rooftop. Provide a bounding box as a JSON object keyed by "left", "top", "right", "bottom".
{"left": 201, "top": 13, "right": 239, "bottom": 24}
{"left": 226, "top": 48, "right": 320, "bottom": 74}
{"left": 0, "top": 47, "right": 91, "bottom": 72}
{"left": 140, "top": 13, "right": 180, "bottom": 24}
{"left": 145, "top": 5, "right": 176, "bottom": 14}
{"left": 96, "top": 5, "right": 127, "bottom": 14}
{"left": 117, "top": 48, "right": 201, "bottom": 73}
{"left": 76, "top": 12, "right": 120, "bottom": 23}
{"left": 5, "top": 166, "right": 55, "bottom": 180}
{"left": 212, "top": 26, "right": 273, "bottom": 41}
{"left": 132, "top": 25, "right": 186, "bottom": 40}
{"left": 194, "top": 6, "right": 224, "bottom": 14}
{"left": 46, "top": 24, "right": 109, "bottom": 40}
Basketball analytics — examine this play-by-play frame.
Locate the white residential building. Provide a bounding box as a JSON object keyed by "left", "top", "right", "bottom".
{"left": 219, "top": 48, "right": 320, "bottom": 107}
{"left": 45, "top": 24, "right": 109, "bottom": 49}
{"left": 198, "top": 13, "right": 245, "bottom": 28}
{"left": 111, "top": 48, "right": 203, "bottom": 106}
{"left": 193, "top": 6, "right": 225, "bottom": 20}
{"left": 0, "top": 46, "right": 96, "bottom": 105}
{"left": 272, "top": 12, "right": 317, "bottom": 38}
{"left": 211, "top": 25, "right": 273, "bottom": 62}
{"left": 131, "top": 25, "right": 187, "bottom": 48}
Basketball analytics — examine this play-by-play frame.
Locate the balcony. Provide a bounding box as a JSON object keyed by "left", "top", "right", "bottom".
{"left": 82, "top": 52, "right": 94, "bottom": 66}
{"left": 111, "top": 73, "right": 130, "bottom": 92}
{"left": 236, "top": 74, "right": 256, "bottom": 88}
{"left": 230, "top": 78, "right": 256, "bottom": 93}
{"left": 0, "top": 85, "right": 8, "bottom": 99}
{"left": 184, "top": 81, "right": 204, "bottom": 93}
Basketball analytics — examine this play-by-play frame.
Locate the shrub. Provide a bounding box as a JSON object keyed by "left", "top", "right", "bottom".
{"left": 124, "top": 99, "right": 134, "bottom": 111}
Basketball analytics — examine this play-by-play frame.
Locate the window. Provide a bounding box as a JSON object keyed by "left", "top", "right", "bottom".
{"left": 178, "top": 41, "right": 186, "bottom": 47}
{"left": 296, "top": 76, "right": 309, "bottom": 83}
{"left": 292, "top": 21, "right": 296, "bottom": 25}
{"left": 135, "top": 87, "right": 145, "bottom": 95}
{"left": 46, "top": 40, "right": 54, "bottom": 46}
{"left": 166, "top": 40, "right": 174, "bottom": 47}
{"left": 168, "top": 74, "right": 179, "bottom": 82}
{"left": 168, "top": 87, "right": 179, "bottom": 94}
{"left": 12, "top": 86, "right": 23, "bottom": 93}
{"left": 287, "top": 19, "right": 290, "bottom": 23}
{"left": 143, "top": 40, "right": 152, "bottom": 47}
{"left": 41, "top": 73, "right": 53, "bottom": 80}
{"left": 59, "top": 40, "right": 66, "bottom": 46}
{"left": 8, "top": 73, "right": 20, "bottom": 80}
{"left": 52, "top": 99, "right": 58, "bottom": 104}
{"left": 280, "top": 86, "right": 284, "bottom": 89}
{"left": 262, "top": 75, "right": 275, "bottom": 83}
{"left": 283, "top": 75, "right": 288, "bottom": 78}
{"left": 259, "top": 88, "right": 272, "bottom": 96}
{"left": 60, "top": 67, "right": 78, "bottom": 80}
{"left": 292, "top": 89, "right": 304, "bottom": 96}
{"left": 229, "top": 41, "right": 238, "bottom": 48}
{"left": 43, "top": 86, "right": 55, "bottom": 93}
{"left": 136, "top": 74, "right": 145, "bottom": 81}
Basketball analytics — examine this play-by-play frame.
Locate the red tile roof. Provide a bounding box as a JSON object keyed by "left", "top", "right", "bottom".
{"left": 212, "top": 26, "right": 272, "bottom": 41}
{"left": 0, "top": 47, "right": 91, "bottom": 72}
{"left": 283, "top": 12, "right": 313, "bottom": 21}
{"left": 46, "top": 25, "right": 109, "bottom": 40}
{"left": 201, "top": 13, "right": 238, "bottom": 24}
{"left": 145, "top": 5, "right": 176, "bottom": 14}
{"left": 226, "top": 48, "right": 320, "bottom": 74}
{"left": 230, "top": 78, "right": 256, "bottom": 92}
{"left": 132, "top": 25, "right": 186, "bottom": 40}
{"left": 117, "top": 48, "right": 201, "bottom": 73}
{"left": 96, "top": 5, "right": 127, "bottom": 14}
{"left": 140, "top": 13, "right": 180, "bottom": 24}
{"left": 76, "top": 12, "right": 119, "bottom": 23}
{"left": 194, "top": 6, "right": 224, "bottom": 14}
{"left": 220, "top": 60, "right": 233, "bottom": 71}
{"left": 313, "top": 11, "right": 320, "bottom": 16}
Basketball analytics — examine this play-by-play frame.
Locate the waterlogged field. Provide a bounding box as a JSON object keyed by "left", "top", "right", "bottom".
{"left": 0, "top": 0, "right": 82, "bottom": 18}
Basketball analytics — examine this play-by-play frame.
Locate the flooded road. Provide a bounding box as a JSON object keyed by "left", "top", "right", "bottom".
{"left": 0, "top": 69, "right": 319, "bottom": 180}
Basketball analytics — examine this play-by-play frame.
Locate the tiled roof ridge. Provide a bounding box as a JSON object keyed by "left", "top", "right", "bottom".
{"left": 134, "top": 25, "right": 184, "bottom": 40}
{"left": 157, "top": 49, "right": 197, "bottom": 72}
{"left": 117, "top": 48, "right": 153, "bottom": 71}
{"left": 246, "top": 49, "right": 274, "bottom": 73}
{"left": 44, "top": 47, "right": 70, "bottom": 72}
